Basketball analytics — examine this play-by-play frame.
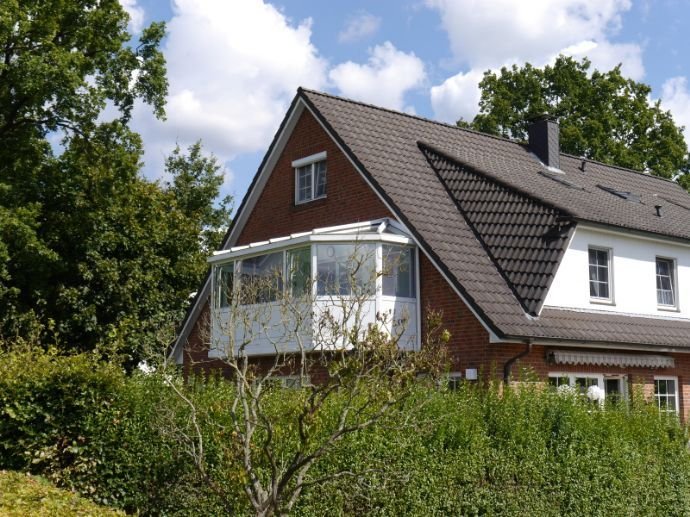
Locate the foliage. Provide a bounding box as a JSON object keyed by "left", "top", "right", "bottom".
{"left": 0, "top": 470, "right": 124, "bottom": 516}
{"left": 0, "top": 345, "right": 214, "bottom": 514}
{"left": 2, "top": 346, "right": 689, "bottom": 516}
{"left": 0, "top": 1, "right": 232, "bottom": 363}
{"left": 460, "top": 56, "right": 690, "bottom": 189}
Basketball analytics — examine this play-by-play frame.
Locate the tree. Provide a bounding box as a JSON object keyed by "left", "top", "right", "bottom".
{"left": 460, "top": 56, "right": 690, "bottom": 189}
{"left": 0, "top": 2, "right": 232, "bottom": 361}
{"left": 163, "top": 247, "right": 448, "bottom": 515}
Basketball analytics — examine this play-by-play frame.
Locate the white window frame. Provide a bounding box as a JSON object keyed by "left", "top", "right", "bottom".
{"left": 655, "top": 256, "right": 678, "bottom": 311}
{"left": 588, "top": 246, "right": 614, "bottom": 304}
{"left": 654, "top": 376, "right": 679, "bottom": 414}
{"left": 293, "top": 151, "right": 327, "bottom": 204}
{"left": 446, "top": 372, "right": 463, "bottom": 391}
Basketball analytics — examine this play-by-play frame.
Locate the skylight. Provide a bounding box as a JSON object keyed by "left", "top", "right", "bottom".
{"left": 597, "top": 185, "right": 641, "bottom": 203}
{"left": 538, "top": 171, "right": 584, "bottom": 190}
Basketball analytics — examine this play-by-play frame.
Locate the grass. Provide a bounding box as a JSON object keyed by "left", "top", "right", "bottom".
{"left": 0, "top": 470, "right": 124, "bottom": 516}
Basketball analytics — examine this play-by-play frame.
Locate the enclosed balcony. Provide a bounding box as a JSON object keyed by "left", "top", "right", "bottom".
{"left": 208, "top": 219, "right": 419, "bottom": 357}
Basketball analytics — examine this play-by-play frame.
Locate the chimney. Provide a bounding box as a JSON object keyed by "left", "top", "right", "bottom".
{"left": 528, "top": 115, "right": 560, "bottom": 170}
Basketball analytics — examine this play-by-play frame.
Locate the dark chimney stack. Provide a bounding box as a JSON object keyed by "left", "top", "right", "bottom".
{"left": 528, "top": 115, "right": 560, "bottom": 170}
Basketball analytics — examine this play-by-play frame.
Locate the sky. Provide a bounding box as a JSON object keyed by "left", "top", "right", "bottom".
{"left": 119, "top": 0, "right": 690, "bottom": 205}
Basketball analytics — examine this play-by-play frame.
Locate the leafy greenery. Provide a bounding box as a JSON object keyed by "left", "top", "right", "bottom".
{"left": 2, "top": 346, "right": 689, "bottom": 516}
{"left": 0, "top": 470, "right": 124, "bottom": 516}
{"left": 460, "top": 56, "right": 690, "bottom": 190}
{"left": 0, "top": 3, "right": 231, "bottom": 362}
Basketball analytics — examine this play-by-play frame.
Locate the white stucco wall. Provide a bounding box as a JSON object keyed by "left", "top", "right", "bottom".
{"left": 543, "top": 225, "right": 690, "bottom": 319}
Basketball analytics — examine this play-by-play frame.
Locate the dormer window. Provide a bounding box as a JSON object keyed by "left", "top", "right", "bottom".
{"left": 293, "top": 152, "right": 327, "bottom": 204}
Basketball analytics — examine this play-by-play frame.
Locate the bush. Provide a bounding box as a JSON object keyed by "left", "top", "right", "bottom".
{"left": 1, "top": 346, "right": 689, "bottom": 516}
{"left": 0, "top": 345, "right": 221, "bottom": 515}
{"left": 0, "top": 470, "right": 124, "bottom": 516}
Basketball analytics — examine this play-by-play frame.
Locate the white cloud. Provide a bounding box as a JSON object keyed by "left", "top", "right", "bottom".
{"left": 429, "top": 69, "right": 484, "bottom": 123}
{"left": 329, "top": 42, "right": 426, "bottom": 111}
{"left": 560, "top": 40, "right": 644, "bottom": 80}
{"left": 425, "top": 0, "right": 632, "bottom": 67}
{"left": 427, "top": 0, "right": 642, "bottom": 122}
{"left": 661, "top": 76, "right": 690, "bottom": 143}
{"left": 119, "top": 0, "right": 144, "bottom": 34}
{"left": 130, "top": 0, "right": 327, "bottom": 187}
{"left": 338, "top": 11, "right": 381, "bottom": 43}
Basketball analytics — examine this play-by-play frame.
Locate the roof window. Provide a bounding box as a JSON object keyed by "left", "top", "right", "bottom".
{"left": 597, "top": 185, "right": 641, "bottom": 203}
{"left": 538, "top": 171, "right": 584, "bottom": 190}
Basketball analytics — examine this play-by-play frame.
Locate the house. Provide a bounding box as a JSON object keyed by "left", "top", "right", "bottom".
{"left": 170, "top": 88, "right": 690, "bottom": 418}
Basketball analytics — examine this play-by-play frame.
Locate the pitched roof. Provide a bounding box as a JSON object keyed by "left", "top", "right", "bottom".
{"left": 299, "top": 88, "right": 690, "bottom": 349}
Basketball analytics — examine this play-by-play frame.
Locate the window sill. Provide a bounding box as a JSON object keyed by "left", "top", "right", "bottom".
{"left": 657, "top": 305, "right": 680, "bottom": 313}
{"left": 590, "top": 298, "right": 615, "bottom": 306}
{"left": 294, "top": 195, "right": 327, "bottom": 208}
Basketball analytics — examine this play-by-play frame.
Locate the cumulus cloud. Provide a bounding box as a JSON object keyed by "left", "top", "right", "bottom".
{"left": 119, "top": 0, "right": 144, "bottom": 34}
{"left": 329, "top": 42, "right": 426, "bottom": 111}
{"left": 130, "top": 0, "right": 327, "bottom": 186}
{"left": 338, "top": 11, "right": 381, "bottom": 43}
{"left": 661, "top": 77, "right": 690, "bottom": 143}
{"left": 430, "top": 69, "right": 484, "bottom": 123}
{"left": 426, "top": 0, "right": 642, "bottom": 122}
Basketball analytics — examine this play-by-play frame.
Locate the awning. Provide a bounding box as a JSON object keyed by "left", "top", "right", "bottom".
{"left": 549, "top": 350, "right": 674, "bottom": 369}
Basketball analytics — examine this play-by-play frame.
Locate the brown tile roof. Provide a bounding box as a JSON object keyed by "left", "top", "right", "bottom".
{"left": 300, "top": 88, "right": 690, "bottom": 349}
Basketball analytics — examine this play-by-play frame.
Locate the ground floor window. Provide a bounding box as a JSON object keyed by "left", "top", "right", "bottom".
{"left": 654, "top": 376, "right": 679, "bottom": 414}
{"left": 548, "top": 373, "right": 627, "bottom": 403}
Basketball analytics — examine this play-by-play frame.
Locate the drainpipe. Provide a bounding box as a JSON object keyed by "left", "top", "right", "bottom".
{"left": 503, "top": 340, "right": 532, "bottom": 384}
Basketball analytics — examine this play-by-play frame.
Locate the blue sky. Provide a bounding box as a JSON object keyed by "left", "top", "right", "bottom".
{"left": 121, "top": 0, "right": 690, "bottom": 206}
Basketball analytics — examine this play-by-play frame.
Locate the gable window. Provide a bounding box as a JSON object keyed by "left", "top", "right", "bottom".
{"left": 656, "top": 257, "right": 677, "bottom": 308}
{"left": 654, "top": 377, "right": 679, "bottom": 414}
{"left": 216, "top": 262, "right": 234, "bottom": 308}
{"left": 588, "top": 247, "right": 612, "bottom": 301}
{"left": 293, "top": 152, "right": 327, "bottom": 204}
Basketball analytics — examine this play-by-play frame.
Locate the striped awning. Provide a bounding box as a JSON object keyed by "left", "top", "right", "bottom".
{"left": 549, "top": 350, "right": 674, "bottom": 369}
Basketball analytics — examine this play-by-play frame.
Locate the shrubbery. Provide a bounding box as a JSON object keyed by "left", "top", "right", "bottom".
{"left": 1, "top": 346, "right": 689, "bottom": 515}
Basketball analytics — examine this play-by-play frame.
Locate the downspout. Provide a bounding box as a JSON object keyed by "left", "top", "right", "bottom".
{"left": 503, "top": 340, "right": 532, "bottom": 384}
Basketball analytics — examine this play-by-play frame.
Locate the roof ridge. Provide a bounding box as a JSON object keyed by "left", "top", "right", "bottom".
{"left": 298, "top": 87, "right": 531, "bottom": 147}
{"left": 300, "top": 88, "right": 687, "bottom": 191}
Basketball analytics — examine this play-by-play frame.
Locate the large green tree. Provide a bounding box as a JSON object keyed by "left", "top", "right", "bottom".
{"left": 0, "top": 1, "right": 231, "bottom": 362}
{"left": 460, "top": 56, "right": 690, "bottom": 190}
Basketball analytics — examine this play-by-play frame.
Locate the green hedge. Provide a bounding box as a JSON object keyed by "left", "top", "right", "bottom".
{"left": 1, "top": 347, "right": 689, "bottom": 516}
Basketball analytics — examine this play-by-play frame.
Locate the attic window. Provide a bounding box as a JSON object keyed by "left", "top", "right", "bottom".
{"left": 293, "top": 152, "right": 327, "bottom": 204}
{"left": 538, "top": 171, "right": 584, "bottom": 190}
{"left": 597, "top": 185, "right": 641, "bottom": 203}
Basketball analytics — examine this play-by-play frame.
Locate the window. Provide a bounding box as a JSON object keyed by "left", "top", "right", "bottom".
{"left": 316, "top": 244, "right": 375, "bottom": 296}
{"left": 588, "top": 247, "right": 612, "bottom": 301}
{"left": 446, "top": 373, "right": 463, "bottom": 391}
{"left": 382, "top": 245, "right": 415, "bottom": 298}
{"left": 216, "top": 263, "right": 234, "bottom": 308}
{"left": 656, "top": 257, "right": 677, "bottom": 308}
{"left": 654, "top": 377, "right": 679, "bottom": 414}
{"left": 239, "top": 252, "right": 284, "bottom": 304}
{"left": 294, "top": 153, "right": 327, "bottom": 204}
{"left": 549, "top": 373, "right": 627, "bottom": 405}
{"left": 287, "top": 247, "right": 312, "bottom": 297}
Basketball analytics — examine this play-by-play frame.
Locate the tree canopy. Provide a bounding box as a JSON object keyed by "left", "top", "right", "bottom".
{"left": 459, "top": 56, "right": 690, "bottom": 190}
{"left": 0, "top": 1, "right": 231, "bottom": 362}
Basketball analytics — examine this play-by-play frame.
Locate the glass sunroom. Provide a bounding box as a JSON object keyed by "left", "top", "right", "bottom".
{"left": 208, "top": 219, "right": 420, "bottom": 357}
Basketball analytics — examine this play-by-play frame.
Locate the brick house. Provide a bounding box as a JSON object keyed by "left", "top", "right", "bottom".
{"left": 171, "top": 88, "right": 690, "bottom": 418}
